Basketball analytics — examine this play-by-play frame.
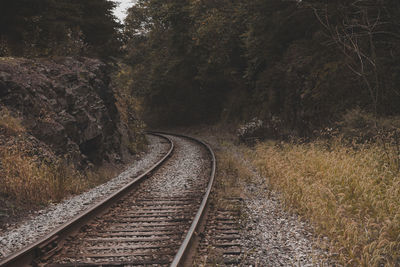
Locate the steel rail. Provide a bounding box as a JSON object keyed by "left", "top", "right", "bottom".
{"left": 0, "top": 132, "right": 216, "bottom": 267}
{"left": 149, "top": 132, "right": 216, "bottom": 267}
{"left": 0, "top": 133, "right": 174, "bottom": 267}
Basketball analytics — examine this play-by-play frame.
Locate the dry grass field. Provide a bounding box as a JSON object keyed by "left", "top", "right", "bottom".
{"left": 251, "top": 138, "right": 400, "bottom": 266}
{"left": 0, "top": 108, "right": 117, "bottom": 207}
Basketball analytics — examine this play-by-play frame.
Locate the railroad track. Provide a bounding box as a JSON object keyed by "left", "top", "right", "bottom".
{"left": 0, "top": 132, "right": 216, "bottom": 267}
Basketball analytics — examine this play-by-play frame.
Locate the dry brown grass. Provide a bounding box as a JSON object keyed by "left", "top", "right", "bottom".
{"left": 0, "top": 148, "right": 118, "bottom": 206}
{"left": 1, "top": 150, "right": 81, "bottom": 204}
{"left": 0, "top": 108, "right": 25, "bottom": 135}
{"left": 252, "top": 138, "right": 400, "bottom": 266}
{"left": 0, "top": 108, "right": 118, "bottom": 207}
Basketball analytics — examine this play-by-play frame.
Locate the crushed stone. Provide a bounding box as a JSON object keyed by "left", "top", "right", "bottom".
{"left": 227, "top": 145, "right": 336, "bottom": 266}
{"left": 142, "top": 136, "right": 209, "bottom": 198}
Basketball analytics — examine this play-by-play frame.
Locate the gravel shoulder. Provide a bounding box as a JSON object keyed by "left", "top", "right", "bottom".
{"left": 230, "top": 148, "right": 332, "bottom": 266}
{"left": 0, "top": 134, "right": 169, "bottom": 260}
{"left": 179, "top": 128, "right": 336, "bottom": 266}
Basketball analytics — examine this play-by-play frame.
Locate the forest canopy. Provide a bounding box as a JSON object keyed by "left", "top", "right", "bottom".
{"left": 124, "top": 0, "right": 400, "bottom": 133}
{"left": 0, "top": 0, "right": 122, "bottom": 58}
{"left": 1, "top": 0, "right": 400, "bottom": 134}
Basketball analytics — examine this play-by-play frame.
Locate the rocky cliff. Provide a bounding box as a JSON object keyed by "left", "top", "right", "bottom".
{"left": 0, "top": 57, "right": 132, "bottom": 167}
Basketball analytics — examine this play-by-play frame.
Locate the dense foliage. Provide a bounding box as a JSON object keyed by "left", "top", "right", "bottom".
{"left": 0, "top": 0, "right": 122, "bottom": 58}
{"left": 124, "top": 0, "right": 400, "bottom": 133}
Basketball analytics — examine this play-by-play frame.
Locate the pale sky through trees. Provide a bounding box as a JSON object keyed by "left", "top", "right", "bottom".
{"left": 113, "top": 0, "right": 136, "bottom": 22}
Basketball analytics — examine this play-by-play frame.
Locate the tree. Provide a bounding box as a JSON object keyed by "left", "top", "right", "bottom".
{"left": 79, "top": 0, "right": 123, "bottom": 57}
{"left": 124, "top": 0, "right": 400, "bottom": 132}
{"left": 0, "top": 0, "right": 122, "bottom": 58}
{"left": 309, "top": 0, "right": 400, "bottom": 115}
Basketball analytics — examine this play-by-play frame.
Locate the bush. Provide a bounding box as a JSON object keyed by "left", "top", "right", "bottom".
{"left": 338, "top": 108, "right": 400, "bottom": 143}
{"left": 237, "top": 116, "right": 284, "bottom": 144}
{"left": 237, "top": 117, "right": 264, "bottom": 144}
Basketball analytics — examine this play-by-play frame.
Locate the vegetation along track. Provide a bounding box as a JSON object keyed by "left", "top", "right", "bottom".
{"left": 0, "top": 132, "right": 216, "bottom": 267}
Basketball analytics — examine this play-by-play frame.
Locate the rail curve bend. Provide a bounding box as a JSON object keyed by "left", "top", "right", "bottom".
{"left": 0, "top": 132, "right": 216, "bottom": 267}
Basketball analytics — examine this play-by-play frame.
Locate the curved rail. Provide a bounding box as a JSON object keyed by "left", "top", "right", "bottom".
{"left": 0, "top": 133, "right": 174, "bottom": 267}
{"left": 149, "top": 132, "right": 216, "bottom": 267}
{"left": 0, "top": 132, "right": 216, "bottom": 267}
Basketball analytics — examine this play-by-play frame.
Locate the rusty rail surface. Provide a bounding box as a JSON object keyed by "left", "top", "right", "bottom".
{"left": 0, "top": 132, "right": 217, "bottom": 267}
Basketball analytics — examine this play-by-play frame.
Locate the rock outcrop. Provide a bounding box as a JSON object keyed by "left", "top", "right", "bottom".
{"left": 0, "top": 57, "right": 128, "bottom": 167}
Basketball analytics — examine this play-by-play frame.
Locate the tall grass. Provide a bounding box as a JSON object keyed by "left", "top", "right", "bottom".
{"left": 1, "top": 150, "right": 79, "bottom": 204}
{"left": 0, "top": 108, "right": 119, "bottom": 208}
{"left": 0, "top": 148, "right": 116, "bottom": 206}
{"left": 252, "top": 139, "right": 400, "bottom": 266}
{"left": 0, "top": 108, "right": 24, "bottom": 135}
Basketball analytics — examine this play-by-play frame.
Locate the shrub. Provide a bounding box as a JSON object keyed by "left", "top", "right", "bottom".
{"left": 237, "top": 116, "right": 283, "bottom": 144}
{"left": 338, "top": 108, "right": 400, "bottom": 142}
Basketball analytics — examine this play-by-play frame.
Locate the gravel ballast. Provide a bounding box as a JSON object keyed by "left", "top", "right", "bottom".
{"left": 43, "top": 135, "right": 210, "bottom": 265}
{"left": 0, "top": 134, "right": 169, "bottom": 260}
{"left": 142, "top": 136, "right": 209, "bottom": 198}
